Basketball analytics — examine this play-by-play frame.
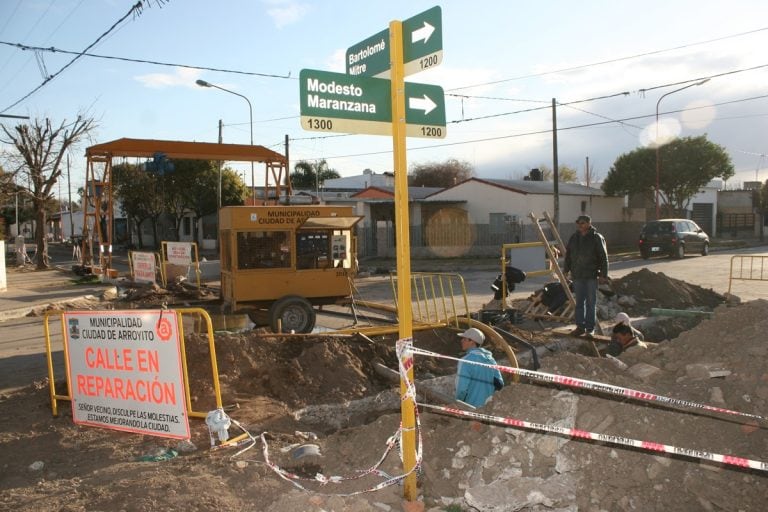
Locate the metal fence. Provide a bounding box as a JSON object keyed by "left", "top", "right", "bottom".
{"left": 356, "top": 221, "right": 645, "bottom": 259}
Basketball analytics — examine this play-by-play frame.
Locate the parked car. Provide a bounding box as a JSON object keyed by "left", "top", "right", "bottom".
{"left": 638, "top": 219, "right": 710, "bottom": 259}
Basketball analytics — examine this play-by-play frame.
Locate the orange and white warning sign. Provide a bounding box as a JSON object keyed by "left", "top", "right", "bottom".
{"left": 63, "top": 310, "right": 190, "bottom": 439}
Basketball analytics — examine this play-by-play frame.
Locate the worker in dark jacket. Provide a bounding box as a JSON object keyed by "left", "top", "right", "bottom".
{"left": 563, "top": 215, "right": 609, "bottom": 338}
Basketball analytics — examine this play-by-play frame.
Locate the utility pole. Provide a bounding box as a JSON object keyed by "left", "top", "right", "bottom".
{"left": 552, "top": 98, "right": 560, "bottom": 227}
{"left": 217, "top": 119, "right": 223, "bottom": 210}
{"left": 284, "top": 134, "right": 291, "bottom": 204}
{"left": 58, "top": 167, "right": 62, "bottom": 241}
{"left": 585, "top": 156, "right": 590, "bottom": 188}
{"left": 216, "top": 119, "right": 223, "bottom": 252}
{"left": 67, "top": 154, "right": 74, "bottom": 240}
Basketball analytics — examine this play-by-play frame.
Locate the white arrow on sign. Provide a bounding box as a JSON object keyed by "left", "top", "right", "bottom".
{"left": 409, "top": 94, "right": 437, "bottom": 115}
{"left": 411, "top": 21, "right": 435, "bottom": 44}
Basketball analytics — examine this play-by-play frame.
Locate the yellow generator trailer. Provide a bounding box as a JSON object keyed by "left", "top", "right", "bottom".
{"left": 219, "top": 205, "right": 362, "bottom": 333}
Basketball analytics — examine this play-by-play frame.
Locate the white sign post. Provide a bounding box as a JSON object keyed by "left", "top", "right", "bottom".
{"left": 63, "top": 310, "right": 190, "bottom": 439}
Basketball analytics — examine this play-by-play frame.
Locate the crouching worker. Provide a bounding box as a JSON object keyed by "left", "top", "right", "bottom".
{"left": 613, "top": 312, "right": 644, "bottom": 341}
{"left": 604, "top": 323, "right": 639, "bottom": 357}
{"left": 456, "top": 328, "right": 505, "bottom": 408}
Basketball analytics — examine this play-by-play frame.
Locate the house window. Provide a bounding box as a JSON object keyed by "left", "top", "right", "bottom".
{"left": 183, "top": 217, "right": 191, "bottom": 236}
{"left": 580, "top": 201, "right": 587, "bottom": 213}
{"left": 489, "top": 213, "right": 506, "bottom": 234}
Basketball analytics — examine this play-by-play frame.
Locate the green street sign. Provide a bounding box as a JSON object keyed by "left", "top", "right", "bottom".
{"left": 402, "top": 5, "right": 443, "bottom": 76}
{"left": 346, "top": 5, "right": 443, "bottom": 79}
{"left": 346, "top": 28, "right": 390, "bottom": 78}
{"left": 299, "top": 68, "right": 446, "bottom": 138}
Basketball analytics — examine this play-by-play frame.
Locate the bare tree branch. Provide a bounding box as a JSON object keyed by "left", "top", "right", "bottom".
{"left": 1, "top": 115, "right": 97, "bottom": 268}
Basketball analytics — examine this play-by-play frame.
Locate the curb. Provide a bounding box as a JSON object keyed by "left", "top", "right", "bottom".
{"left": 0, "top": 292, "right": 107, "bottom": 323}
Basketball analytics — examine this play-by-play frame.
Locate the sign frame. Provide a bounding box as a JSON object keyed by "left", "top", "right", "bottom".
{"left": 64, "top": 309, "right": 190, "bottom": 439}
{"left": 299, "top": 68, "right": 445, "bottom": 138}
{"left": 346, "top": 6, "right": 443, "bottom": 79}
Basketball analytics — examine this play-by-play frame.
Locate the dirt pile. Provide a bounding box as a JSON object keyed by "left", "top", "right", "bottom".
{"left": 601, "top": 269, "right": 727, "bottom": 343}
{"left": 609, "top": 268, "right": 725, "bottom": 315}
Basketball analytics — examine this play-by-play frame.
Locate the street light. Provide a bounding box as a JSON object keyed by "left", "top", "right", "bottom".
{"left": 196, "top": 79, "right": 255, "bottom": 204}
{"left": 654, "top": 78, "right": 710, "bottom": 219}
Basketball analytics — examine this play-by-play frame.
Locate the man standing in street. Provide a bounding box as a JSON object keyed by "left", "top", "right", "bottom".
{"left": 563, "top": 215, "right": 609, "bottom": 338}
{"left": 455, "top": 328, "right": 504, "bottom": 408}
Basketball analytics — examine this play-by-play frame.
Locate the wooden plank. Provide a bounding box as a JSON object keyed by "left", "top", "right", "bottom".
{"left": 551, "top": 326, "right": 611, "bottom": 341}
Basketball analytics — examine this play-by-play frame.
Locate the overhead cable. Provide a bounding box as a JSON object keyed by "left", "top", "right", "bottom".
{"left": 0, "top": 1, "right": 166, "bottom": 114}
{"left": 0, "top": 40, "right": 293, "bottom": 81}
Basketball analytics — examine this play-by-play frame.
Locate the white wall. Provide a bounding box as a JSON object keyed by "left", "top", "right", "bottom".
{"left": 60, "top": 211, "right": 85, "bottom": 240}
{"left": 426, "top": 181, "right": 624, "bottom": 226}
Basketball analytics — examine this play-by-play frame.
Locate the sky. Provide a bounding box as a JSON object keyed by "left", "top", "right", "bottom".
{"left": 1, "top": 0, "right": 768, "bottom": 194}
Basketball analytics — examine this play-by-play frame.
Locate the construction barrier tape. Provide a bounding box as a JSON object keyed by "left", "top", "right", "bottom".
{"left": 247, "top": 338, "right": 425, "bottom": 497}
{"left": 418, "top": 402, "right": 768, "bottom": 473}
{"left": 410, "top": 346, "right": 767, "bottom": 423}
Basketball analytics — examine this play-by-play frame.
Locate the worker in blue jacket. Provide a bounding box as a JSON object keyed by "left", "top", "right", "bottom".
{"left": 455, "top": 328, "right": 504, "bottom": 408}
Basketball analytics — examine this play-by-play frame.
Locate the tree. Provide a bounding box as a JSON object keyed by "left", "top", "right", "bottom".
{"left": 219, "top": 166, "right": 247, "bottom": 207}
{"left": 1, "top": 116, "right": 95, "bottom": 268}
{"left": 113, "top": 162, "right": 164, "bottom": 249}
{"left": 175, "top": 160, "right": 219, "bottom": 247}
{"left": 290, "top": 160, "right": 340, "bottom": 190}
{"left": 602, "top": 135, "right": 734, "bottom": 217}
{"left": 410, "top": 158, "right": 473, "bottom": 187}
{"left": 535, "top": 164, "right": 579, "bottom": 183}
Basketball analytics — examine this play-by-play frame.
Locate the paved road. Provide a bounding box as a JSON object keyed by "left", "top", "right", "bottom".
{"left": 352, "top": 245, "right": 768, "bottom": 309}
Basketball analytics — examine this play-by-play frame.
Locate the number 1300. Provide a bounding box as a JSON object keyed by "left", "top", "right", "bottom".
{"left": 306, "top": 118, "right": 332, "bottom": 130}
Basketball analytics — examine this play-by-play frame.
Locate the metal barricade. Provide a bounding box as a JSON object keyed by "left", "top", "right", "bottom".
{"left": 728, "top": 255, "right": 768, "bottom": 294}
{"left": 389, "top": 272, "right": 471, "bottom": 329}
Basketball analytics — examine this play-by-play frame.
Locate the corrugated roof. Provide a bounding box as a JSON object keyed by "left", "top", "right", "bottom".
{"left": 477, "top": 178, "right": 604, "bottom": 196}
{"left": 86, "top": 138, "right": 286, "bottom": 163}
{"left": 349, "top": 186, "right": 444, "bottom": 200}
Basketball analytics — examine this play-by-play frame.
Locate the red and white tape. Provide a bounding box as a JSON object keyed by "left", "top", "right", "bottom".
{"left": 419, "top": 402, "right": 768, "bottom": 473}
{"left": 410, "top": 346, "right": 766, "bottom": 422}
{"left": 251, "top": 338, "right": 425, "bottom": 496}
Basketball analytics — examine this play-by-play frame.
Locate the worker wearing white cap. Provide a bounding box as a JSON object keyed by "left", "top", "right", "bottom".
{"left": 455, "top": 328, "right": 504, "bottom": 408}
{"left": 613, "top": 312, "right": 644, "bottom": 341}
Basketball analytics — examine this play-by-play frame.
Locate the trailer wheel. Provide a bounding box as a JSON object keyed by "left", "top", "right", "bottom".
{"left": 247, "top": 310, "right": 270, "bottom": 327}
{"left": 269, "top": 296, "right": 316, "bottom": 334}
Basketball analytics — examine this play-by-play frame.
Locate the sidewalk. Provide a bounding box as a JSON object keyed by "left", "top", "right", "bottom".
{"left": 0, "top": 265, "right": 115, "bottom": 323}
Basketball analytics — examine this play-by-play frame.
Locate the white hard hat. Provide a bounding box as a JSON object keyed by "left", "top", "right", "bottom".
{"left": 614, "top": 312, "right": 631, "bottom": 325}
{"left": 458, "top": 327, "right": 485, "bottom": 346}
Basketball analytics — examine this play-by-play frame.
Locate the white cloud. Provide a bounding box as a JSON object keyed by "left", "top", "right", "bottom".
{"left": 263, "top": 0, "right": 310, "bottom": 28}
{"left": 134, "top": 67, "right": 200, "bottom": 89}
{"left": 326, "top": 48, "right": 346, "bottom": 73}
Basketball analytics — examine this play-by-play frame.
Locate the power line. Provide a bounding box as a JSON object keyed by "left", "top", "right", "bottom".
{"left": 448, "top": 26, "right": 768, "bottom": 92}
{"left": 452, "top": 64, "right": 768, "bottom": 125}
{"left": 0, "top": 40, "right": 295, "bottom": 81}
{"left": 307, "top": 94, "right": 768, "bottom": 161}
{"left": 0, "top": 1, "right": 167, "bottom": 114}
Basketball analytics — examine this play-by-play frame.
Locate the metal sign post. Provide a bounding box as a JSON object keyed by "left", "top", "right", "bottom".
{"left": 298, "top": 5, "right": 444, "bottom": 501}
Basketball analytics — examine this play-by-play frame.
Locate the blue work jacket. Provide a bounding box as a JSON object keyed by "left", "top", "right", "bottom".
{"left": 455, "top": 347, "right": 504, "bottom": 408}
